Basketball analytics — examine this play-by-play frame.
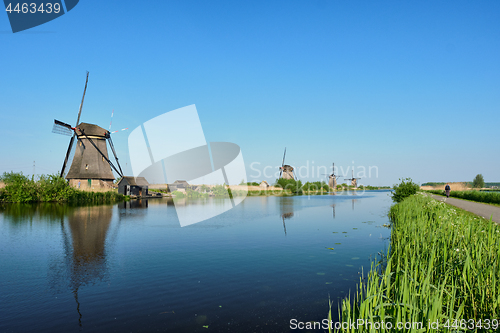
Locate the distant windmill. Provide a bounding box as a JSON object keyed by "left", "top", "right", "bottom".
{"left": 52, "top": 72, "right": 123, "bottom": 190}
{"left": 322, "top": 163, "right": 341, "bottom": 189}
{"left": 344, "top": 169, "right": 361, "bottom": 188}
{"left": 278, "top": 148, "right": 296, "bottom": 180}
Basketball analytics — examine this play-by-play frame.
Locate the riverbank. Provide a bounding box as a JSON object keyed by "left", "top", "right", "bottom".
{"left": 333, "top": 193, "right": 500, "bottom": 332}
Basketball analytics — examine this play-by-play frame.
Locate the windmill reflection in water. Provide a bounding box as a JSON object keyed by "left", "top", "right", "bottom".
{"left": 58, "top": 205, "right": 115, "bottom": 326}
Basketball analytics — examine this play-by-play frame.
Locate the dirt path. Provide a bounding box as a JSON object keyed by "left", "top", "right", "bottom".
{"left": 429, "top": 194, "right": 500, "bottom": 224}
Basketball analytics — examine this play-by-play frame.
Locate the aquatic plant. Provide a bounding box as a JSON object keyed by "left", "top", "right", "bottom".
{"left": 332, "top": 193, "right": 500, "bottom": 332}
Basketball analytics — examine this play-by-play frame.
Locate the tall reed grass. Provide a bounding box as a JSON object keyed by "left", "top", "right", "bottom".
{"left": 0, "top": 172, "right": 125, "bottom": 203}
{"left": 332, "top": 193, "right": 500, "bottom": 332}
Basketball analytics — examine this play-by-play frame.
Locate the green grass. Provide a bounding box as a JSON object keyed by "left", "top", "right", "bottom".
{"left": 427, "top": 189, "right": 500, "bottom": 206}
{"left": 331, "top": 193, "right": 500, "bottom": 332}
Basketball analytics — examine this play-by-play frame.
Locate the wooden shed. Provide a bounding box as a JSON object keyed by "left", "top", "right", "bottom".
{"left": 117, "top": 176, "right": 149, "bottom": 197}
{"left": 260, "top": 181, "right": 270, "bottom": 189}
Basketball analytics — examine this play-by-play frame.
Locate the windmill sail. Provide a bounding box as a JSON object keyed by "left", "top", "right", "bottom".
{"left": 61, "top": 72, "right": 89, "bottom": 177}
{"left": 52, "top": 120, "right": 73, "bottom": 136}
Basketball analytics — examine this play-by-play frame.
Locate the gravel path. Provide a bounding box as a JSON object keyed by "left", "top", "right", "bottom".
{"left": 429, "top": 194, "right": 500, "bottom": 224}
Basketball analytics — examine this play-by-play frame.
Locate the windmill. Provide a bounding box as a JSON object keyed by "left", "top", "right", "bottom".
{"left": 278, "top": 148, "right": 296, "bottom": 180}
{"left": 52, "top": 72, "right": 123, "bottom": 190}
{"left": 344, "top": 169, "right": 361, "bottom": 188}
{"left": 322, "top": 163, "right": 341, "bottom": 189}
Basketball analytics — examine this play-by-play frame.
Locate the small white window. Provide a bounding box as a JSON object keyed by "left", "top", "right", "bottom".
{"left": 85, "top": 164, "right": 89, "bottom": 170}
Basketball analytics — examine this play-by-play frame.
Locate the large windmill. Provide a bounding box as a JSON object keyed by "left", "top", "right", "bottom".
{"left": 278, "top": 148, "right": 296, "bottom": 180}
{"left": 323, "top": 163, "right": 341, "bottom": 189}
{"left": 52, "top": 72, "right": 123, "bottom": 190}
{"left": 344, "top": 169, "right": 361, "bottom": 188}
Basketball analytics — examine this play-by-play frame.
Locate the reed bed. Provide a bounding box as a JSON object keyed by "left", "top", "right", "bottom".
{"left": 428, "top": 189, "right": 500, "bottom": 205}
{"left": 332, "top": 193, "right": 500, "bottom": 332}
{"left": 0, "top": 172, "right": 125, "bottom": 203}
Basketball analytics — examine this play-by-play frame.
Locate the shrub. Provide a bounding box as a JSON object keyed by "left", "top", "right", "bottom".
{"left": 302, "top": 181, "right": 329, "bottom": 193}
{"left": 390, "top": 177, "right": 419, "bottom": 203}
{"left": 275, "top": 178, "right": 303, "bottom": 194}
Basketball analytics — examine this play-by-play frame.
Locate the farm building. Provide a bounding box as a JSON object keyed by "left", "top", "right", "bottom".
{"left": 168, "top": 180, "right": 190, "bottom": 193}
{"left": 260, "top": 181, "right": 270, "bottom": 189}
{"left": 117, "top": 176, "right": 149, "bottom": 197}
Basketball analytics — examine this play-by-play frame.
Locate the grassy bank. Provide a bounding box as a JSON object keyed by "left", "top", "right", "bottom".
{"left": 427, "top": 189, "right": 500, "bottom": 205}
{"left": 332, "top": 193, "right": 500, "bottom": 332}
{"left": 0, "top": 172, "right": 126, "bottom": 203}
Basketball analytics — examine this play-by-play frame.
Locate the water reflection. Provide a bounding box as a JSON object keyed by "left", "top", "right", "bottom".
{"left": 61, "top": 205, "right": 114, "bottom": 326}
{"left": 0, "top": 202, "right": 74, "bottom": 225}
{"left": 119, "top": 199, "right": 149, "bottom": 209}
{"left": 281, "top": 212, "right": 293, "bottom": 235}
{"left": 278, "top": 197, "right": 295, "bottom": 235}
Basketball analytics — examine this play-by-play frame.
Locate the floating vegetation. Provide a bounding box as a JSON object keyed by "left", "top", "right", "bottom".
{"left": 332, "top": 232, "right": 338, "bottom": 234}
{"left": 316, "top": 272, "right": 326, "bottom": 276}
{"left": 342, "top": 232, "right": 347, "bottom": 234}
{"left": 326, "top": 247, "right": 335, "bottom": 250}
{"left": 345, "top": 264, "right": 354, "bottom": 267}
{"left": 352, "top": 228, "right": 358, "bottom": 230}
{"left": 351, "top": 257, "right": 360, "bottom": 260}
{"left": 334, "top": 243, "right": 342, "bottom": 245}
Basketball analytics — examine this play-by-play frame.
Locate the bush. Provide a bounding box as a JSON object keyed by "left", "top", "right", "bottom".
{"left": 390, "top": 177, "right": 420, "bottom": 203}
{"left": 302, "top": 181, "right": 329, "bottom": 193}
{"left": 275, "top": 178, "right": 303, "bottom": 194}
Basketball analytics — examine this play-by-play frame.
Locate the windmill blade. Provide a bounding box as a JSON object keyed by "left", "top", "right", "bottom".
{"left": 60, "top": 72, "right": 89, "bottom": 178}
{"left": 108, "top": 109, "right": 114, "bottom": 131}
{"left": 108, "top": 135, "right": 124, "bottom": 176}
{"left": 280, "top": 147, "right": 286, "bottom": 177}
{"left": 110, "top": 127, "right": 129, "bottom": 134}
{"left": 52, "top": 119, "right": 74, "bottom": 136}
{"left": 74, "top": 72, "right": 89, "bottom": 127}
{"left": 60, "top": 135, "right": 75, "bottom": 177}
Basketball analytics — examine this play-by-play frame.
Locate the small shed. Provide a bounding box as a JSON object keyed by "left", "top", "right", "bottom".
{"left": 260, "top": 181, "right": 270, "bottom": 189}
{"left": 117, "top": 176, "right": 149, "bottom": 197}
{"left": 168, "top": 180, "right": 190, "bottom": 193}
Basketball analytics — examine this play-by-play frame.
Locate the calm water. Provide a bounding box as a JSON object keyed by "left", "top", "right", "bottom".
{"left": 0, "top": 191, "right": 392, "bottom": 333}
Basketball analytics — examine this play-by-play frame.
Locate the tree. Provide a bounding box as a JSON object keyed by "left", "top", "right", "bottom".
{"left": 472, "top": 174, "right": 485, "bottom": 188}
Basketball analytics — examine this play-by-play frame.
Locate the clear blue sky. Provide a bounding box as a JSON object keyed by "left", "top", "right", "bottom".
{"left": 1, "top": 0, "right": 499, "bottom": 186}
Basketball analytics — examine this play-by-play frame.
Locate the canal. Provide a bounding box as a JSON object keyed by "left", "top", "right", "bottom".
{"left": 0, "top": 190, "right": 392, "bottom": 332}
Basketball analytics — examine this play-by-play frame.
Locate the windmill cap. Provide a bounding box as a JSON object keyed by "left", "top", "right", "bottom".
{"left": 75, "top": 123, "right": 109, "bottom": 137}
